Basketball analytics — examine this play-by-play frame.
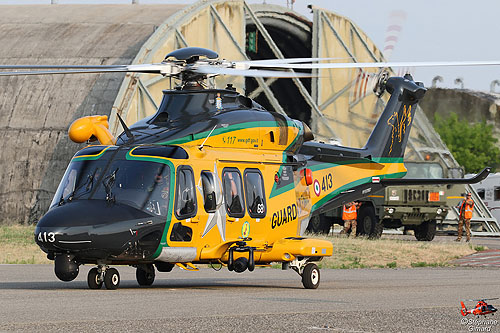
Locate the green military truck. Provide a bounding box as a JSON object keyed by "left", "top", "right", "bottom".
{"left": 307, "top": 161, "right": 453, "bottom": 241}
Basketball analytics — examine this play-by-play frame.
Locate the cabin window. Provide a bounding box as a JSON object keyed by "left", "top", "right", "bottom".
{"left": 175, "top": 166, "right": 197, "bottom": 219}
{"left": 201, "top": 171, "right": 217, "bottom": 213}
{"left": 244, "top": 169, "right": 266, "bottom": 218}
{"left": 494, "top": 187, "right": 500, "bottom": 201}
{"left": 170, "top": 222, "right": 192, "bottom": 242}
{"left": 222, "top": 168, "right": 245, "bottom": 217}
{"left": 477, "top": 189, "right": 485, "bottom": 200}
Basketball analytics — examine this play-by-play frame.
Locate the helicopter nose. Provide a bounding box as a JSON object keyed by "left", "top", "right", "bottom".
{"left": 35, "top": 200, "right": 163, "bottom": 258}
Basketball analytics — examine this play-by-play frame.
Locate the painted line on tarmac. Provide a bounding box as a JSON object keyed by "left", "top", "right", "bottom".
{"left": 451, "top": 249, "right": 500, "bottom": 267}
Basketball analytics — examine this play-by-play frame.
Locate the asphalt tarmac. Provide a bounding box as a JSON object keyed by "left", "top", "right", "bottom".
{"left": 385, "top": 234, "right": 500, "bottom": 250}
{"left": 1, "top": 263, "right": 499, "bottom": 332}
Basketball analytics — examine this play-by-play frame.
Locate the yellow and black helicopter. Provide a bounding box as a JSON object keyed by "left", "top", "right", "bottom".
{"left": 0, "top": 47, "right": 491, "bottom": 290}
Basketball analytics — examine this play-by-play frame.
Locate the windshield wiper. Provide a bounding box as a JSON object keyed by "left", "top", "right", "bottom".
{"left": 58, "top": 194, "right": 65, "bottom": 206}
{"left": 103, "top": 168, "right": 119, "bottom": 202}
{"left": 66, "top": 169, "right": 99, "bottom": 202}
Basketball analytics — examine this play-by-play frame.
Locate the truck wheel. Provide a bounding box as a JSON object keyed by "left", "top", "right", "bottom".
{"left": 414, "top": 220, "right": 437, "bottom": 241}
{"left": 372, "top": 220, "right": 384, "bottom": 239}
{"left": 357, "top": 205, "right": 380, "bottom": 238}
{"left": 306, "top": 215, "right": 331, "bottom": 234}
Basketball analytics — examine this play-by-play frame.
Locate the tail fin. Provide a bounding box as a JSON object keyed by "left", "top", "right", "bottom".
{"left": 364, "top": 75, "right": 426, "bottom": 158}
{"left": 461, "top": 301, "right": 468, "bottom": 316}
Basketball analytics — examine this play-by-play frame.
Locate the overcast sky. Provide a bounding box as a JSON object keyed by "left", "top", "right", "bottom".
{"left": 264, "top": 0, "right": 500, "bottom": 92}
{"left": 1, "top": 0, "right": 499, "bottom": 92}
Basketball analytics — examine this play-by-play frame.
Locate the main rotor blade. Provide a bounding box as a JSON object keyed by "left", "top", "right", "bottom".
{"left": 248, "top": 60, "right": 500, "bottom": 70}
{"left": 0, "top": 65, "right": 126, "bottom": 69}
{"left": 2, "top": 59, "right": 500, "bottom": 77}
{"left": 237, "top": 57, "right": 342, "bottom": 65}
{"left": 0, "top": 64, "right": 180, "bottom": 76}
{"left": 195, "top": 66, "right": 315, "bottom": 78}
{"left": 0, "top": 68, "right": 131, "bottom": 76}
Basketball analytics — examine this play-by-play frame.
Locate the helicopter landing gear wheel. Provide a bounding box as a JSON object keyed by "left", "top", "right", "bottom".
{"left": 290, "top": 257, "right": 322, "bottom": 289}
{"left": 104, "top": 268, "right": 120, "bottom": 290}
{"left": 136, "top": 264, "right": 155, "bottom": 286}
{"left": 301, "top": 263, "right": 320, "bottom": 289}
{"left": 87, "top": 267, "right": 103, "bottom": 289}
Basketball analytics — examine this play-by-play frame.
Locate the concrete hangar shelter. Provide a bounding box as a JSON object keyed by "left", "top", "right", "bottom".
{"left": 0, "top": 0, "right": 458, "bottom": 224}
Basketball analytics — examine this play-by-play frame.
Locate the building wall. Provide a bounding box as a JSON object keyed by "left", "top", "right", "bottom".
{"left": 0, "top": 5, "right": 184, "bottom": 224}
{"left": 419, "top": 88, "right": 500, "bottom": 142}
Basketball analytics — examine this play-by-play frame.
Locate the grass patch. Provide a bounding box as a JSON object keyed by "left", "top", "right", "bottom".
{"left": 310, "top": 234, "right": 478, "bottom": 269}
{"left": 0, "top": 225, "right": 37, "bottom": 245}
{"left": 410, "top": 262, "right": 443, "bottom": 268}
{"left": 473, "top": 245, "right": 485, "bottom": 252}
{"left": 411, "top": 261, "right": 427, "bottom": 267}
{"left": 386, "top": 261, "right": 397, "bottom": 268}
{"left": 0, "top": 225, "right": 50, "bottom": 264}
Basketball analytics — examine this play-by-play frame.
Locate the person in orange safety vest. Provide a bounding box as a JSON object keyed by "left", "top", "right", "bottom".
{"left": 340, "top": 201, "right": 361, "bottom": 237}
{"left": 456, "top": 192, "right": 474, "bottom": 242}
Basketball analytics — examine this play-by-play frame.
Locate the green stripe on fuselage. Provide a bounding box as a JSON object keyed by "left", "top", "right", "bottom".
{"left": 308, "top": 157, "right": 404, "bottom": 172}
{"left": 161, "top": 120, "right": 299, "bottom": 146}
{"left": 310, "top": 171, "right": 407, "bottom": 213}
{"left": 72, "top": 147, "right": 112, "bottom": 161}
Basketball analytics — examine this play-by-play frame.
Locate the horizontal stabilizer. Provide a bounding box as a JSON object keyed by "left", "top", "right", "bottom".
{"left": 311, "top": 154, "right": 384, "bottom": 169}
{"left": 381, "top": 167, "right": 491, "bottom": 186}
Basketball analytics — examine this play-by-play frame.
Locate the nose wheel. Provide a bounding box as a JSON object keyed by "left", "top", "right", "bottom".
{"left": 87, "top": 267, "right": 103, "bottom": 289}
{"left": 87, "top": 265, "right": 120, "bottom": 290}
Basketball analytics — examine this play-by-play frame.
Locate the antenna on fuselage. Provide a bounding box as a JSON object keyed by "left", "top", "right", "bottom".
{"left": 116, "top": 112, "right": 135, "bottom": 143}
{"left": 199, "top": 125, "right": 217, "bottom": 151}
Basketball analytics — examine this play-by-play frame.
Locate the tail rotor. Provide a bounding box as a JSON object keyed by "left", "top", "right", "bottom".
{"left": 461, "top": 301, "right": 468, "bottom": 316}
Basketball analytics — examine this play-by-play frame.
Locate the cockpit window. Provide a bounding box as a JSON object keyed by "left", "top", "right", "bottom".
{"left": 51, "top": 159, "right": 107, "bottom": 208}
{"left": 175, "top": 166, "right": 197, "bottom": 219}
{"left": 62, "top": 169, "right": 78, "bottom": 198}
{"left": 50, "top": 158, "right": 171, "bottom": 216}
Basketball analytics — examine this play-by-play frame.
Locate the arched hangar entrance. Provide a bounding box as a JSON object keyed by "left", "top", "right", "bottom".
{"left": 111, "top": 1, "right": 435, "bottom": 154}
